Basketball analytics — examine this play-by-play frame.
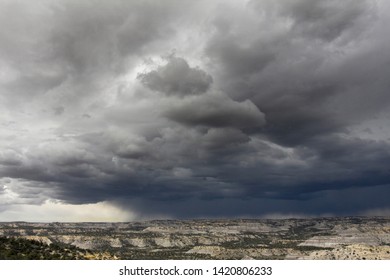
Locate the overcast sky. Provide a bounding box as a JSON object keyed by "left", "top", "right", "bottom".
{"left": 1, "top": 0, "right": 390, "bottom": 222}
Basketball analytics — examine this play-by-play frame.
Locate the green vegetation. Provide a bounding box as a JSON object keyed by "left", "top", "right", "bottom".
{"left": 120, "top": 246, "right": 213, "bottom": 260}
{"left": 221, "top": 234, "right": 271, "bottom": 249}
{"left": 0, "top": 236, "right": 90, "bottom": 260}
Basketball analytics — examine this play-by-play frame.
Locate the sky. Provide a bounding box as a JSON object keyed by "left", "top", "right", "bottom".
{"left": 1, "top": 0, "right": 390, "bottom": 222}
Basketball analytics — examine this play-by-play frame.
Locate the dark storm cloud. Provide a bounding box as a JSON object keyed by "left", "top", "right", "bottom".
{"left": 117, "top": 183, "right": 390, "bottom": 219}
{"left": 206, "top": 0, "right": 387, "bottom": 147}
{"left": 165, "top": 94, "right": 265, "bottom": 130}
{"left": 138, "top": 56, "right": 213, "bottom": 96}
{"left": 1, "top": 0, "right": 390, "bottom": 220}
{"left": 201, "top": 128, "right": 250, "bottom": 151}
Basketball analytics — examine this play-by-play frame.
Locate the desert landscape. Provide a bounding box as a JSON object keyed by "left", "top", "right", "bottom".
{"left": 1, "top": 217, "right": 389, "bottom": 260}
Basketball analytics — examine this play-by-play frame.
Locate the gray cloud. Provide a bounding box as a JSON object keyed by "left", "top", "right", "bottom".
{"left": 206, "top": 0, "right": 388, "bottom": 147}
{"left": 253, "top": 0, "right": 373, "bottom": 41}
{"left": 1, "top": 0, "right": 390, "bottom": 220}
{"left": 165, "top": 93, "right": 266, "bottom": 130}
{"left": 138, "top": 56, "right": 213, "bottom": 96}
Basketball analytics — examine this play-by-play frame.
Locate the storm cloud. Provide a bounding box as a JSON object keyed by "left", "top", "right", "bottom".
{"left": 138, "top": 56, "right": 213, "bottom": 96}
{"left": 1, "top": 0, "right": 390, "bottom": 221}
{"left": 165, "top": 93, "right": 265, "bottom": 130}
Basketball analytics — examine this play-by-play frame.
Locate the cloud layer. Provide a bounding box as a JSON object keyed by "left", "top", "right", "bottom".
{"left": 1, "top": 0, "right": 390, "bottom": 221}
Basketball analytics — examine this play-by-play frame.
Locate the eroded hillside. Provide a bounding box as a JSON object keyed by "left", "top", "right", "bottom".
{"left": 1, "top": 217, "right": 389, "bottom": 260}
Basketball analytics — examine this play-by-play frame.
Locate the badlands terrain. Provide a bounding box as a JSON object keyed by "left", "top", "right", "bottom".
{"left": 0, "top": 217, "right": 389, "bottom": 260}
